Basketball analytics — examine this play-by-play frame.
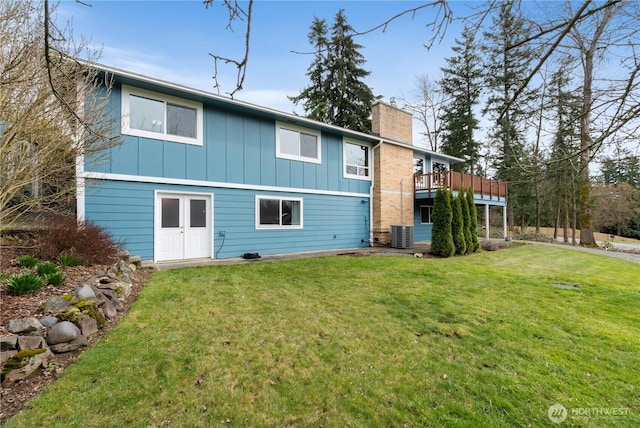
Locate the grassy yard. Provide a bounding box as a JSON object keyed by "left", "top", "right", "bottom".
{"left": 5, "top": 245, "right": 639, "bottom": 427}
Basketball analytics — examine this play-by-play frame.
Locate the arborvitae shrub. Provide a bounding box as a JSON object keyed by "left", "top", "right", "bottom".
{"left": 466, "top": 188, "right": 480, "bottom": 252}
{"left": 36, "top": 216, "right": 120, "bottom": 265}
{"left": 452, "top": 195, "right": 466, "bottom": 255}
{"left": 431, "top": 188, "right": 455, "bottom": 257}
{"left": 461, "top": 192, "right": 473, "bottom": 253}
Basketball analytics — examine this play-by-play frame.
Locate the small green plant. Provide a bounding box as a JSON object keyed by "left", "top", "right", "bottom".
{"left": 17, "top": 255, "right": 38, "bottom": 268}
{"left": 58, "top": 253, "right": 83, "bottom": 267}
{"left": 0, "top": 271, "right": 8, "bottom": 282}
{"left": 44, "top": 272, "right": 66, "bottom": 287}
{"left": 6, "top": 273, "right": 44, "bottom": 296}
{"left": 36, "top": 262, "right": 59, "bottom": 277}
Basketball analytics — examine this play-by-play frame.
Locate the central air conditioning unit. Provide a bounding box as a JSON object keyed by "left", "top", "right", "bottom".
{"left": 390, "top": 225, "right": 414, "bottom": 249}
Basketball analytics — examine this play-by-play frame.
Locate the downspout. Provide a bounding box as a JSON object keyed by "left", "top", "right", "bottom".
{"left": 369, "top": 139, "right": 384, "bottom": 246}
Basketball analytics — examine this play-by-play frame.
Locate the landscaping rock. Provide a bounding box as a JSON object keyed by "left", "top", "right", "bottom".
{"left": 39, "top": 316, "right": 59, "bottom": 328}
{"left": 100, "top": 299, "right": 117, "bottom": 319}
{"left": 110, "top": 296, "right": 123, "bottom": 312}
{"left": 49, "top": 337, "right": 88, "bottom": 354}
{"left": 17, "top": 336, "right": 47, "bottom": 351}
{"left": 8, "top": 318, "right": 44, "bottom": 336}
{"left": 74, "top": 299, "right": 105, "bottom": 327}
{"left": 46, "top": 321, "right": 81, "bottom": 345}
{"left": 0, "top": 336, "right": 18, "bottom": 351}
{"left": 78, "top": 316, "right": 98, "bottom": 338}
{"left": 0, "top": 350, "right": 18, "bottom": 366}
{"left": 1, "top": 348, "right": 53, "bottom": 386}
{"left": 43, "top": 296, "right": 71, "bottom": 313}
{"left": 74, "top": 284, "right": 96, "bottom": 300}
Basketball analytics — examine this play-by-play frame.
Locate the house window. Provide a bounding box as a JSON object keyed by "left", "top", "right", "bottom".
{"left": 344, "top": 141, "right": 371, "bottom": 180}
{"left": 420, "top": 205, "right": 433, "bottom": 224}
{"left": 122, "top": 85, "right": 203, "bottom": 145}
{"left": 276, "top": 122, "right": 321, "bottom": 163}
{"left": 413, "top": 156, "right": 425, "bottom": 175}
{"left": 256, "top": 196, "right": 303, "bottom": 229}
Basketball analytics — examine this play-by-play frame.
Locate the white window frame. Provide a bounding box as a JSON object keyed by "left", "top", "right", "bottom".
{"left": 255, "top": 195, "right": 304, "bottom": 229}
{"left": 275, "top": 121, "right": 321, "bottom": 164}
{"left": 343, "top": 139, "right": 372, "bottom": 181}
{"left": 431, "top": 159, "right": 449, "bottom": 173}
{"left": 121, "top": 85, "right": 203, "bottom": 146}
{"left": 420, "top": 205, "right": 433, "bottom": 224}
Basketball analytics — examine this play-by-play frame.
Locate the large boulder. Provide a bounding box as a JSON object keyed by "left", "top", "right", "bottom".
{"left": 1, "top": 348, "right": 53, "bottom": 386}
{"left": 8, "top": 318, "right": 44, "bottom": 336}
{"left": 46, "top": 321, "right": 81, "bottom": 345}
{"left": 43, "top": 296, "right": 71, "bottom": 313}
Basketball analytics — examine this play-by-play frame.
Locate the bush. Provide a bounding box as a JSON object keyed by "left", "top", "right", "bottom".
{"left": 512, "top": 232, "right": 555, "bottom": 243}
{"left": 36, "top": 262, "right": 59, "bottom": 277}
{"left": 431, "top": 188, "right": 455, "bottom": 257}
{"left": 35, "top": 216, "right": 120, "bottom": 265}
{"left": 6, "top": 273, "right": 44, "bottom": 296}
{"left": 452, "top": 195, "right": 466, "bottom": 255}
{"left": 44, "top": 272, "right": 66, "bottom": 287}
{"left": 17, "top": 255, "right": 38, "bottom": 268}
{"left": 58, "top": 253, "right": 83, "bottom": 267}
{"left": 466, "top": 188, "right": 480, "bottom": 252}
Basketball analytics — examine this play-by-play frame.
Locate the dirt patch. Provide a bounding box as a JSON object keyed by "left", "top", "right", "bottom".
{"left": 0, "top": 240, "right": 150, "bottom": 424}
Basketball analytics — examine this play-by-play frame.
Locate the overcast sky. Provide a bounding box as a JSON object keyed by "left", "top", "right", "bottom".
{"left": 57, "top": 1, "right": 471, "bottom": 121}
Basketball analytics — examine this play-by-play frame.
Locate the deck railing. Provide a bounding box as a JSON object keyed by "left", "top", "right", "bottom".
{"left": 414, "top": 171, "right": 508, "bottom": 200}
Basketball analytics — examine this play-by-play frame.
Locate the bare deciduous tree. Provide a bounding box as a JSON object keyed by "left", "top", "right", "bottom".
{"left": 0, "top": 0, "right": 119, "bottom": 229}
{"left": 402, "top": 74, "right": 444, "bottom": 152}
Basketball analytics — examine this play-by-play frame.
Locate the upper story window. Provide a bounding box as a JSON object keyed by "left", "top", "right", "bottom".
{"left": 122, "top": 85, "right": 203, "bottom": 146}
{"left": 276, "top": 122, "right": 321, "bottom": 164}
{"left": 413, "top": 156, "right": 425, "bottom": 175}
{"left": 344, "top": 140, "right": 371, "bottom": 180}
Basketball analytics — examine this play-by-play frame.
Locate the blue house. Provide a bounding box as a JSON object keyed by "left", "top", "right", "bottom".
{"left": 78, "top": 64, "right": 507, "bottom": 262}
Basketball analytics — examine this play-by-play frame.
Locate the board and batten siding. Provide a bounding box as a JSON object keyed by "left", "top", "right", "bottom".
{"left": 86, "top": 85, "right": 370, "bottom": 196}
{"left": 84, "top": 179, "right": 370, "bottom": 261}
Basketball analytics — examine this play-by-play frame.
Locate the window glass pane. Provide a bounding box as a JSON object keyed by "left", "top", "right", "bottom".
{"left": 190, "top": 199, "right": 206, "bottom": 228}
{"left": 167, "top": 103, "right": 197, "bottom": 138}
{"left": 346, "top": 165, "right": 358, "bottom": 175}
{"left": 346, "top": 143, "right": 365, "bottom": 167}
{"left": 280, "top": 128, "right": 299, "bottom": 156}
{"left": 161, "top": 198, "right": 180, "bottom": 228}
{"left": 300, "top": 133, "right": 318, "bottom": 159}
{"left": 130, "top": 95, "right": 164, "bottom": 133}
{"left": 413, "top": 157, "right": 424, "bottom": 174}
{"left": 281, "top": 200, "right": 301, "bottom": 226}
{"left": 259, "top": 199, "right": 280, "bottom": 225}
{"left": 420, "top": 206, "right": 432, "bottom": 224}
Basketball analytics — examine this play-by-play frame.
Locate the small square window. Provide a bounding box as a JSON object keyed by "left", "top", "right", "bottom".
{"left": 420, "top": 206, "right": 433, "bottom": 224}
{"left": 344, "top": 141, "right": 371, "bottom": 180}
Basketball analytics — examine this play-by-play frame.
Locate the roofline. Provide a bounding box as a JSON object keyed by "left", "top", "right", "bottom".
{"left": 79, "top": 59, "right": 381, "bottom": 144}
{"left": 78, "top": 59, "right": 466, "bottom": 164}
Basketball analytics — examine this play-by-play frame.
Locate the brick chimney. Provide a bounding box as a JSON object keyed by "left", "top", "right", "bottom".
{"left": 371, "top": 99, "right": 413, "bottom": 144}
{"left": 371, "top": 99, "right": 415, "bottom": 246}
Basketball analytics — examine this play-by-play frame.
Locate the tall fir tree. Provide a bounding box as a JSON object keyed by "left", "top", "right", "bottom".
{"left": 482, "top": 0, "right": 537, "bottom": 230}
{"left": 290, "top": 10, "right": 374, "bottom": 133}
{"left": 431, "top": 188, "right": 455, "bottom": 257}
{"left": 439, "top": 25, "right": 483, "bottom": 175}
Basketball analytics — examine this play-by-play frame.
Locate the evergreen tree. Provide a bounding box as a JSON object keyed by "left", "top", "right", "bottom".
{"left": 466, "top": 188, "right": 480, "bottom": 252}
{"left": 439, "top": 25, "right": 483, "bottom": 175}
{"left": 461, "top": 192, "right": 473, "bottom": 253}
{"left": 290, "top": 10, "right": 374, "bottom": 133}
{"left": 288, "top": 17, "right": 330, "bottom": 123}
{"left": 482, "top": 1, "right": 537, "bottom": 230}
{"left": 431, "top": 188, "right": 455, "bottom": 257}
{"left": 452, "top": 195, "right": 466, "bottom": 255}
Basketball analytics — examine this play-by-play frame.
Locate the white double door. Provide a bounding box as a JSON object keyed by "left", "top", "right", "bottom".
{"left": 156, "top": 192, "right": 212, "bottom": 261}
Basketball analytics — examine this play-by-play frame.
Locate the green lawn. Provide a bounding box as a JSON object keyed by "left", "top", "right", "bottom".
{"left": 5, "top": 245, "right": 639, "bottom": 427}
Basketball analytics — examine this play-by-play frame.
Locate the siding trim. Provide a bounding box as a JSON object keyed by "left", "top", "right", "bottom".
{"left": 80, "top": 171, "right": 370, "bottom": 198}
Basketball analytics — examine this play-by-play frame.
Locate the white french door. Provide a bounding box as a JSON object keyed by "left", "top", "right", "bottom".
{"left": 155, "top": 192, "right": 212, "bottom": 261}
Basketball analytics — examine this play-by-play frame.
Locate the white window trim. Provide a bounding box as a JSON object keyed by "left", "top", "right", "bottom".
{"left": 121, "top": 85, "right": 203, "bottom": 146}
{"left": 431, "top": 159, "right": 450, "bottom": 172}
{"left": 275, "top": 121, "right": 321, "bottom": 164}
{"left": 420, "top": 205, "right": 433, "bottom": 224}
{"left": 255, "top": 195, "right": 304, "bottom": 230}
{"left": 343, "top": 139, "right": 372, "bottom": 181}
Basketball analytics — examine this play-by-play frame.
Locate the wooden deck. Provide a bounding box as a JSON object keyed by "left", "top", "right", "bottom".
{"left": 414, "top": 171, "right": 508, "bottom": 200}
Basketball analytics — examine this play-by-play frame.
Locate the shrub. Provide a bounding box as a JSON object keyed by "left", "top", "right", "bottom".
{"left": 451, "top": 195, "right": 466, "bottom": 255}
{"left": 466, "top": 188, "right": 480, "bottom": 252}
{"left": 36, "top": 262, "right": 59, "bottom": 277}
{"left": 431, "top": 188, "right": 455, "bottom": 257}
{"left": 461, "top": 193, "right": 473, "bottom": 254}
{"left": 58, "top": 253, "right": 83, "bottom": 267}
{"left": 35, "top": 216, "right": 120, "bottom": 265}
{"left": 6, "top": 273, "right": 44, "bottom": 296}
{"left": 17, "top": 255, "right": 38, "bottom": 268}
{"left": 44, "top": 272, "right": 66, "bottom": 287}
